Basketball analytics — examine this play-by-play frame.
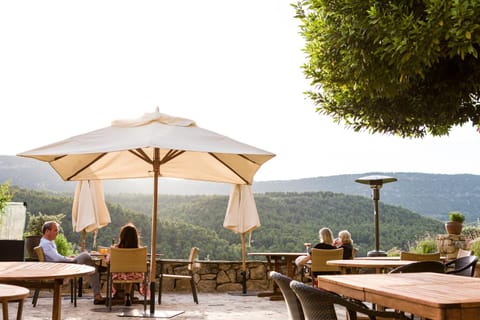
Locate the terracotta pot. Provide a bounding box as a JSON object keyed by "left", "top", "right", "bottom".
{"left": 445, "top": 221, "right": 463, "bottom": 235}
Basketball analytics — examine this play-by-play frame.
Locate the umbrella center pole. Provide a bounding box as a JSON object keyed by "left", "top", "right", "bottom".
{"left": 149, "top": 150, "right": 160, "bottom": 314}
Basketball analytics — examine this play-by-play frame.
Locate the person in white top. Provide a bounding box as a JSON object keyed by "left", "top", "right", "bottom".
{"left": 39, "top": 221, "right": 105, "bottom": 305}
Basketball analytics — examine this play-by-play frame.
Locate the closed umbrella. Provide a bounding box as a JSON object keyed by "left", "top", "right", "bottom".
{"left": 72, "top": 180, "right": 111, "bottom": 251}
{"left": 17, "top": 108, "right": 275, "bottom": 316}
{"left": 224, "top": 184, "right": 260, "bottom": 294}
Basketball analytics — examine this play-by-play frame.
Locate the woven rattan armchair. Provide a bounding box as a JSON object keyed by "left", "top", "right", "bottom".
{"left": 290, "top": 280, "right": 409, "bottom": 320}
{"left": 445, "top": 255, "right": 478, "bottom": 277}
{"left": 269, "top": 271, "right": 304, "bottom": 320}
{"left": 388, "top": 260, "right": 446, "bottom": 274}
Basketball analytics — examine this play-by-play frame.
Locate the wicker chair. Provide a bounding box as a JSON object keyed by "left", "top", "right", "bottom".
{"left": 32, "top": 246, "right": 78, "bottom": 307}
{"left": 269, "top": 271, "right": 304, "bottom": 320}
{"left": 389, "top": 261, "right": 446, "bottom": 274}
{"left": 289, "top": 280, "right": 409, "bottom": 320}
{"left": 445, "top": 255, "right": 478, "bottom": 277}
{"left": 158, "top": 247, "right": 199, "bottom": 304}
{"left": 399, "top": 251, "right": 441, "bottom": 261}
{"left": 456, "top": 248, "right": 473, "bottom": 258}
{"left": 106, "top": 247, "right": 148, "bottom": 312}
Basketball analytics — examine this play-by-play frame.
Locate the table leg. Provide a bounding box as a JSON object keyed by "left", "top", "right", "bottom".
{"left": 2, "top": 300, "right": 8, "bottom": 320}
{"left": 16, "top": 299, "right": 24, "bottom": 320}
{"left": 256, "top": 255, "right": 287, "bottom": 301}
{"left": 52, "top": 279, "right": 63, "bottom": 320}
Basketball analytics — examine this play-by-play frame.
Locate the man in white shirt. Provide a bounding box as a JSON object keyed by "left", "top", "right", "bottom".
{"left": 39, "top": 221, "right": 106, "bottom": 305}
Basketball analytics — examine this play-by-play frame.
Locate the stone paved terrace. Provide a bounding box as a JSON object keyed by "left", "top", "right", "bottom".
{"left": 7, "top": 288, "right": 348, "bottom": 320}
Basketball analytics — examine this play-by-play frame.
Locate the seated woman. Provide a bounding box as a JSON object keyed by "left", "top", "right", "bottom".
{"left": 295, "top": 227, "right": 336, "bottom": 268}
{"left": 108, "top": 223, "right": 149, "bottom": 306}
{"left": 334, "top": 230, "right": 354, "bottom": 259}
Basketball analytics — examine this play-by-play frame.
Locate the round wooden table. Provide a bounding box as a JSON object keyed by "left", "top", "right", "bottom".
{"left": 0, "top": 284, "right": 29, "bottom": 320}
{"left": 0, "top": 262, "right": 95, "bottom": 320}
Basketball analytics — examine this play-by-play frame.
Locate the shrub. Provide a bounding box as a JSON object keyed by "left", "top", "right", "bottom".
{"left": 55, "top": 233, "right": 74, "bottom": 256}
{"left": 414, "top": 239, "right": 437, "bottom": 254}
{"left": 24, "top": 212, "right": 66, "bottom": 236}
{"left": 449, "top": 211, "right": 465, "bottom": 223}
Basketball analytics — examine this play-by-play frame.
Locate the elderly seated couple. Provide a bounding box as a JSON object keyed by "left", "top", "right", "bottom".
{"left": 295, "top": 227, "right": 354, "bottom": 269}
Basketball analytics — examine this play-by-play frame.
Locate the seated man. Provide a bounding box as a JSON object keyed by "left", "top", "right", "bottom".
{"left": 40, "top": 221, "right": 105, "bottom": 305}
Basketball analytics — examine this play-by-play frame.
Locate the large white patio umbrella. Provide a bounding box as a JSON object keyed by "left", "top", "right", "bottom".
{"left": 72, "top": 180, "right": 111, "bottom": 251}
{"left": 224, "top": 184, "right": 260, "bottom": 294}
{"left": 17, "top": 109, "right": 275, "bottom": 316}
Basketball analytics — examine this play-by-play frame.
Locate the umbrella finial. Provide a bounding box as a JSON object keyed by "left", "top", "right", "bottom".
{"left": 155, "top": 106, "right": 160, "bottom": 113}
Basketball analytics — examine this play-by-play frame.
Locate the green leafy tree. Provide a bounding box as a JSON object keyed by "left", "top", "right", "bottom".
{"left": 294, "top": 1, "right": 480, "bottom": 137}
{"left": 0, "top": 181, "right": 12, "bottom": 214}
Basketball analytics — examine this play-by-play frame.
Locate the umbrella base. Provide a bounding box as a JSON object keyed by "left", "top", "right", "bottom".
{"left": 367, "top": 250, "right": 387, "bottom": 257}
{"left": 118, "top": 310, "right": 184, "bottom": 318}
{"left": 227, "top": 292, "right": 258, "bottom": 296}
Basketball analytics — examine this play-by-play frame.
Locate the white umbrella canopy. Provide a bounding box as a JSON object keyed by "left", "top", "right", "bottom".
{"left": 23, "top": 111, "right": 270, "bottom": 184}
{"left": 72, "top": 180, "right": 111, "bottom": 251}
{"left": 224, "top": 184, "right": 260, "bottom": 294}
{"left": 17, "top": 109, "right": 275, "bottom": 315}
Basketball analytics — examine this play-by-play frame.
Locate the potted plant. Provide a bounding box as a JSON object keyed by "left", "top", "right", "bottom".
{"left": 24, "top": 212, "right": 65, "bottom": 260}
{"left": 445, "top": 211, "right": 465, "bottom": 235}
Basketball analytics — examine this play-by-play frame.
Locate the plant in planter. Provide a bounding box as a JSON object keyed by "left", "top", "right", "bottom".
{"left": 445, "top": 211, "right": 465, "bottom": 235}
{"left": 24, "top": 212, "right": 66, "bottom": 259}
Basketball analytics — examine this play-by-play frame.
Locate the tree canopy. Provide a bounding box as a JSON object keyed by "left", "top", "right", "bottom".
{"left": 294, "top": 0, "right": 480, "bottom": 137}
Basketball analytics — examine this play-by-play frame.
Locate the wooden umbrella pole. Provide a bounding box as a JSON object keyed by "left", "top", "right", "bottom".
{"left": 241, "top": 233, "right": 246, "bottom": 271}
{"left": 81, "top": 230, "right": 86, "bottom": 252}
{"left": 241, "top": 233, "right": 247, "bottom": 294}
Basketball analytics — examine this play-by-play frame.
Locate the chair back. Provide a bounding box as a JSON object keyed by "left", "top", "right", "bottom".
{"left": 34, "top": 246, "right": 45, "bottom": 262}
{"left": 446, "top": 255, "right": 478, "bottom": 277}
{"left": 290, "top": 280, "right": 410, "bottom": 320}
{"left": 290, "top": 280, "right": 337, "bottom": 320}
{"left": 457, "top": 248, "right": 473, "bottom": 258}
{"left": 269, "top": 271, "right": 305, "bottom": 320}
{"left": 109, "top": 247, "right": 148, "bottom": 273}
{"left": 400, "top": 251, "right": 441, "bottom": 261}
{"left": 187, "top": 247, "right": 199, "bottom": 272}
{"left": 310, "top": 248, "right": 344, "bottom": 274}
{"left": 389, "top": 261, "right": 445, "bottom": 274}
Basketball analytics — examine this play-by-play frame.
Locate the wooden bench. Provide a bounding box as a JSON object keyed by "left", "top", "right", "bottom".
{"left": 0, "top": 284, "right": 30, "bottom": 320}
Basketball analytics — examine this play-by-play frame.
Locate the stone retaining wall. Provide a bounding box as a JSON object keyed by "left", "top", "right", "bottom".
{"left": 157, "top": 260, "right": 275, "bottom": 293}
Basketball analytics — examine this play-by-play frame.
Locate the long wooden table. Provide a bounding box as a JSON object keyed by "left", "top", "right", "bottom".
{"left": 0, "top": 261, "right": 95, "bottom": 320}
{"left": 326, "top": 259, "right": 415, "bottom": 274}
{"left": 317, "top": 272, "right": 480, "bottom": 320}
{"left": 247, "top": 252, "right": 304, "bottom": 300}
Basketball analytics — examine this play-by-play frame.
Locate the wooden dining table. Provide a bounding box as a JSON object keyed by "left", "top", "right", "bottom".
{"left": 0, "top": 261, "right": 95, "bottom": 320}
{"left": 247, "top": 252, "right": 304, "bottom": 300}
{"left": 317, "top": 272, "right": 480, "bottom": 320}
{"left": 326, "top": 258, "right": 415, "bottom": 274}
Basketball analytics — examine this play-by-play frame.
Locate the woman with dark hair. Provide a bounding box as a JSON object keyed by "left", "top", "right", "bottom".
{"left": 109, "top": 223, "right": 147, "bottom": 306}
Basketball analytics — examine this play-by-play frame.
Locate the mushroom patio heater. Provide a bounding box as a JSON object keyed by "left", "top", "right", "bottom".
{"left": 355, "top": 175, "right": 397, "bottom": 257}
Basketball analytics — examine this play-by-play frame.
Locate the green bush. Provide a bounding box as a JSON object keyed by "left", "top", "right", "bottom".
{"left": 470, "top": 240, "right": 480, "bottom": 259}
{"left": 55, "top": 233, "right": 74, "bottom": 257}
{"left": 24, "top": 212, "right": 66, "bottom": 236}
{"left": 414, "top": 239, "right": 437, "bottom": 254}
{"left": 449, "top": 211, "right": 465, "bottom": 223}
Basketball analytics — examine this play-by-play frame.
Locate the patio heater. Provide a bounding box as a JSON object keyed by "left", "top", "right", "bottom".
{"left": 355, "top": 175, "right": 397, "bottom": 257}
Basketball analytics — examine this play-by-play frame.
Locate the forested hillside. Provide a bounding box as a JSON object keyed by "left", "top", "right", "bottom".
{"left": 12, "top": 187, "right": 444, "bottom": 259}
{"left": 2, "top": 156, "right": 480, "bottom": 222}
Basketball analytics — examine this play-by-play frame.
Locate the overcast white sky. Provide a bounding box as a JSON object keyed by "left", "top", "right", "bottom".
{"left": 1, "top": 0, "right": 479, "bottom": 182}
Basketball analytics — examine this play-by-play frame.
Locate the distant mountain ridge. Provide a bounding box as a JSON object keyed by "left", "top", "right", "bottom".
{"left": 2, "top": 155, "right": 480, "bottom": 222}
